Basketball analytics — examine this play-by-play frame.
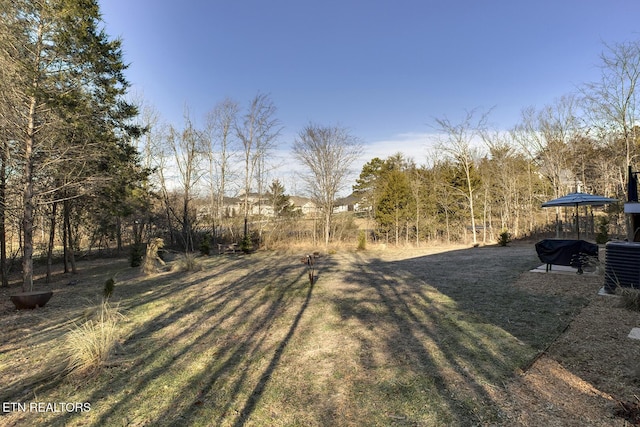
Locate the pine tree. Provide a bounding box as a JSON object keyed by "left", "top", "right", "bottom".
{"left": 0, "top": 0, "right": 140, "bottom": 290}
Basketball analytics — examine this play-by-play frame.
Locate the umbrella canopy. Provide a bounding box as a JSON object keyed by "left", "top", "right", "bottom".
{"left": 541, "top": 192, "right": 618, "bottom": 208}
{"left": 541, "top": 192, "right": 618, "bottom": 239}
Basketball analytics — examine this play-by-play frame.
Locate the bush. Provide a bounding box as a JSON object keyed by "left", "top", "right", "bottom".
{"left": 63, "top": 301, "right": 123, "bottom": 378}
{"left": 130, "top": 243, "right": 144, "bottom": 267}
{"left": 596, "top": 216, "right": 610, "bottom": 244}
{"left": 498, "top": 229, "right": 511, "bottom": 247}
{"left": 240, "top": 234, "right": 253, "bottom": 253}
{"left": 103, "top": 277, "right": 115, "bottom": 299}
{"left": 357, "top": 230, "right": 366, "bottom": 250}
{"left": 200, "top": 235, "right": 211, "bottom": 255}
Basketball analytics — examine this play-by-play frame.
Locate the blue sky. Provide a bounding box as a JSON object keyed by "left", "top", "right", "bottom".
{"left": 99, "top": 0, "right": 640, "bottom": 171}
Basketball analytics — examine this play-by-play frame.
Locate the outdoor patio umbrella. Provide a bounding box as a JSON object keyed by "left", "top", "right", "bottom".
{"left": 541, "top": 192, "right": 618, "bottom": 239}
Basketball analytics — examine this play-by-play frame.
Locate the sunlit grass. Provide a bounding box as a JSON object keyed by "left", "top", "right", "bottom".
{"left": 1, "top": 245, "right": 581, "bottom": 426}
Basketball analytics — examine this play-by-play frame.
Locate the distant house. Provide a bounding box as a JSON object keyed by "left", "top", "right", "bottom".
{"left": 288, "top": 196, "right": 318, "bottom": 215}
{"left": 196, "top": 196, "right": 242, "bottom": 220}
{"left": 197, "top": 193, "right": 342, "bottom": 219}
{"left": 234, "top": 190, "right": 274, "bottom": 217}
{"left": 334, "top": 194, "right": 359, "bottom": 213}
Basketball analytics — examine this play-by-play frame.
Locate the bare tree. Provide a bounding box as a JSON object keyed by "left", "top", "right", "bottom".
{"left": 582, "top": 40, "right": 640, "bottom": 174}
{"left": 146, "top": 121, "right": 177, "bottom": 246}
{"left": 433, "top": 109, "right": 489, "bottom": 245}
{"left": 292, "top": 123, "right": 363, "bottom": 247}
{"left": 516, "top": 96, "right": 583, "bottom": 196}
{"left": 132, "top": 100, "right": 163, "bottom": 246}
{"left": 235, "top": 93, "right": 282, "bottom": 239}
{"left": 204, "top": 98, "right": 239, "bottom": 236}
{"left": 168, "top": 111, "right": 206, "bottom": 251}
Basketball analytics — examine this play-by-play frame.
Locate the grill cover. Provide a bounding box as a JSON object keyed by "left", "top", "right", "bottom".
{"left": 535, "top": 239, "right": 598, "bottom": 269}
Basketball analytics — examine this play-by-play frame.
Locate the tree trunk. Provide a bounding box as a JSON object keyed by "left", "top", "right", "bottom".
{"left": 324, "top": 209, "right": 331, "bottom": 247}
{"left": 22, "top": 96, "right": 37, "bottom": 292}
{"left": 63, "top": 204, "right": 69, "bottom": 273}
{"left": 46, "top": 202, "right": 57, "bottom": 283}
{"left": 405, "top": 221, "right": 409, "bottom": 246}
{"left": 165, "top": 195, "right": 175, "bottom": 246}
{"left": 395, "top": 209, "right": 400, "bottom": 246}
{"left": 116, "top": 216, "right": 122, "bottom": 253}
{"left": 183, "top": 192, "right": 191, "bottom": 251}
{"left": 0, "top": 139, "right": 7, "bottom": 288}
{"left": 445, "top": 209, "right": 450, "bottom": 244}
{"left": 415, "top": 205, "right": 420, "bottom": 247}
{"left": 483, "top": 188, "right": 488, "bottom": 244}
{"left": 64, "top": 199, "right": 77, "bottom": 274}
{"left": 468, "top": 184, "right": 477, "bottom": 245}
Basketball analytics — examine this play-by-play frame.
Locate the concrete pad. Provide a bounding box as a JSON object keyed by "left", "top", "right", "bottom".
{"left": 628, "top": 328, "right": 640, "bottom": 340}
{"left": 530, "top": 264, "right": 582, "bottom": 274}
{"left": 598, "top": 287, "right": 617, "bottom": 296}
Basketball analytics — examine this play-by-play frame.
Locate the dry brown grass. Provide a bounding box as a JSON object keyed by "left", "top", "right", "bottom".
{"left": 0, "top": 243, "right": 637, "bottom": 426}
{"left": 616, "top": 286, "right": 640, "bottom": 311}
{"left": 170, "top": 252, "right": 203, "bottom": 272}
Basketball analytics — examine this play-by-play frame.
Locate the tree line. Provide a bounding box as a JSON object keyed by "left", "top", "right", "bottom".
{"left": 2, "top": 1, "right": 640, "bottom": 291}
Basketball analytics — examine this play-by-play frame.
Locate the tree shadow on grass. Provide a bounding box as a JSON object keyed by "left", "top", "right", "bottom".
{"left": 0, "top": 258, "right": 135, "bottom": 402}
{"left": 329, "top": 244, "right": 592, "bottom": 424}
{"left": 34, "top": 252, "right": 332, "bottom": 427}
{"left": 0, "top": 246, "right": 594, "bottom": 426}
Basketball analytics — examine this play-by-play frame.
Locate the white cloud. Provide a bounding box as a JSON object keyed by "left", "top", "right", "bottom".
{"left": 270, "top": 131, "right": 442, "bottom": 197}
{"left": 358, "top": 132, "right": 437, "bottom": 167}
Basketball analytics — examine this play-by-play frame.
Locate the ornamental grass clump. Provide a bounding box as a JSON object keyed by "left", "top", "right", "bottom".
{"left": 171, "top": 253, "right": 202, "bottom": 272}
{"left": 617, "top": 286, "right": 640, "bottom": 312}
{"left": 63, "top": 301, "right": 124, "bottom": 378}
{"left": 357, "top": 230, "right": 366, "bottom": 250}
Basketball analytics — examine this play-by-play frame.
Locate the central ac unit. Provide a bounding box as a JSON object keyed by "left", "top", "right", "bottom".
{"left": 604, "top": 241, "right": 640, "bottom": 293}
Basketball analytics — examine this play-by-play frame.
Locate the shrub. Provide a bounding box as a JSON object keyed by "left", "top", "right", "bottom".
{"left": 357, "top": 230, "right": 366, "bottom": 250}
{"left": 200, "top": 235, "right": 211, "bottom": 255}
{"left": 498, "top": 229, "right": 511, "bottom": 247}
{"left": 596, "top": 216, "right": 610, "bottom": 244}
{"left": 63, "top": 301, "right": 123, "bottom": 378}
{"left": 103, "top": 277, "right": 115, "bottom": 299}
{"left": 240, "top": 234, "right": 252, "bottom": 253}
{"left": 130, "top": 243, "right": 144, "bottom": 267}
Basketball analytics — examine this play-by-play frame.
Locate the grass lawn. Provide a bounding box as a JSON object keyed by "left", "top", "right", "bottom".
{"left": 0, "top": 243, "right": 596, "bottom": 426}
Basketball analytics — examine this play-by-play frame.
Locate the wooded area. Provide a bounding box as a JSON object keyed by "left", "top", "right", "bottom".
{"left": 1, "top": 1, "right": 639, "bottom": 290}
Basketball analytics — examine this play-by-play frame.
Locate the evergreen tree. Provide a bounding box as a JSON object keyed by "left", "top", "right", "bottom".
{"left": 375, "top": 161, "right": 414, "bottom": 246}
{"left": 0, "top": 0, "right": 140, "bottom": 290}
{"left": 269, "top": 179, "right": 294, "bottom": 217}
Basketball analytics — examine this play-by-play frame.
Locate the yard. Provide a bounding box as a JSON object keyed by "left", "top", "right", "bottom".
{"left": 1, "top": 243, "right": 639, "bottom": 426}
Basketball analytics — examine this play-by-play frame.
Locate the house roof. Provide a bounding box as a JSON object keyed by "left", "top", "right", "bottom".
{"left": 335, "top": 193, "right": 359, "bottom": 206}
